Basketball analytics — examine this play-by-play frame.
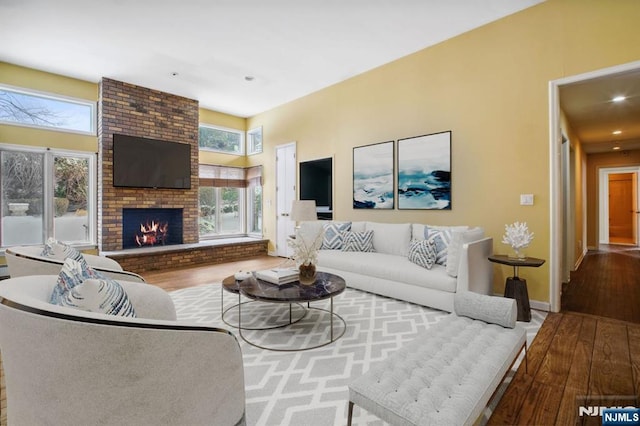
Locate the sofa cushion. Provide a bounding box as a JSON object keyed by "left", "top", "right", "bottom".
{"left": 40, "top": 237, "right": 84, "bottom": 262}
{"left": 412, "top": 224, "right": 468, "bottom": 241}
{"left": 424, "top": 227, "right": 452, "bottom": 265}
{"left": 57, "top": 278, "right": 137, "bottom": 317}
{"left": 318, "top": 250, "right": 457, "bottom": 292}
{"left": 446, "top": 227, "right": 485, "bottom": 277}
{"left": 454, "top": 291, "right": 517, "bottom": 328}
{"left": 366, "top": 222, "right": 411, "bottom": 256}
{"left": 407, "top": 239, "right": 436, "bottom": 269}
{"left": 342, "top": 231, "right": 375, "bottom": 252}
{"left": 321, "top": 222, "right": 351, "bottom": 250}
{"left": 350, "top": 221, "right": 367, "bottom": 233}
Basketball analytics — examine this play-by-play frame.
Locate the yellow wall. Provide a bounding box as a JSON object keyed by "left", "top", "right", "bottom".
{"left": 248, "top": 0, "right": 640, "bottom": 303}
{"left": 0, "top": 62, "right": 246, "bottom": 168}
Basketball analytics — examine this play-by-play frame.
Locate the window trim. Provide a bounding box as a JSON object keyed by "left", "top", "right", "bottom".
{"left": 198, "top": 123, "right": 245, "bottom": 155}
{"left": 0, "top": 143, "right": 97, "bottom": 248}
{"left": 0, "top": 83, "right": 96, "bottom": 136}
{"left": 247, "top": 126, "right": 263, "bottom": 155}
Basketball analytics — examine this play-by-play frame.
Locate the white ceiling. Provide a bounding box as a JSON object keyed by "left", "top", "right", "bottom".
{"left": 560, "top": 69, "right": 640, "bottom": 154}
{"left": 0, "top": 0, "right": 544, "bottom": 118}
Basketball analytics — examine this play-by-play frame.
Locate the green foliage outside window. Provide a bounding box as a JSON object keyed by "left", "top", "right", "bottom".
{"left": 199, "top": 126, "right": 242, "bottom": 154}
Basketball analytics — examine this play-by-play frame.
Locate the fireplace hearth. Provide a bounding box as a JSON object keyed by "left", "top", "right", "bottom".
{"left": 122, "top": 208, "right": 183, "bottom": 250}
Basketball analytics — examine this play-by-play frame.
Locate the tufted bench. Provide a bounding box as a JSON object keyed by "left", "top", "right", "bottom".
{"left": 347, "top": 291, "right": 526, "bottom": 426}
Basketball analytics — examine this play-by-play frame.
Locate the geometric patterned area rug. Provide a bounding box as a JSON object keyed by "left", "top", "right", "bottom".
{"left": 170, "top": 284, "right": 546, "bottom": 426}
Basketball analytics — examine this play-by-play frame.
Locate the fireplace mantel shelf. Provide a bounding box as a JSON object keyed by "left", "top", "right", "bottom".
{"left": 101, "top": 237, "right": 266, "bottom": 257}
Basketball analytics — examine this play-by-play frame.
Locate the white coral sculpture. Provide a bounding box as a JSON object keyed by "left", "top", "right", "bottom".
{"left": 501, "top": 221, "right": 534, "bottom": 250}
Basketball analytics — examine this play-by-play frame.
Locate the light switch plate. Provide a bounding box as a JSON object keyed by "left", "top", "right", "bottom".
{"left": 520, "top": 194, "right": 534, "bottom": 205}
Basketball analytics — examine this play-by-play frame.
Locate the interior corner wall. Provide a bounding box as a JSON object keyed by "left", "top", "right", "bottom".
{"left": 98, "top": 78, "right": 200, "bottom": 252}
{"left": 247, "top": 0, "right": 640, "bottom": 303}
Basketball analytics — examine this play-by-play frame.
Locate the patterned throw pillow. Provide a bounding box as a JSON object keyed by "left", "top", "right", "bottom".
{"left": 60, "top": 278, "right": 136, "bottom": 317}
{"left": 342, "top": 230, "right": 375, "bottom": 252}
{"left": 408, "top": 239, "right": 437, "bottom": 269}
{"left": 41, "top": 238, "right": 85, "bottom": 262}
{"left": 50, "top": 258, "right": 136, "bottom": 317}
{"left": 424, "top": 227, "right": 452, "bottom": 265}
{"left": 321, "top": 222, "right": 352, "bottom": 250}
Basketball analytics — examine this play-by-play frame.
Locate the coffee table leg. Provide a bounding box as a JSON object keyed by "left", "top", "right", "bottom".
{"left": 330, "top": 297, "right": 334, "bottom": 341}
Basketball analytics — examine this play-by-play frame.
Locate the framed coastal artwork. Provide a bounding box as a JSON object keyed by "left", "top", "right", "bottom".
{"left": 397, "top": 131, "right": 451, "bottom": 210}
{"left": 352, "top": 141, "right": 394, "bottom": 209}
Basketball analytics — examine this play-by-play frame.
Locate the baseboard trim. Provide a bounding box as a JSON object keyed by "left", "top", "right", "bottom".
{"left": 574, "top": 247, "right": 588, "bottom": 271}
{"left": 493, "top": 293, "right": 550, "bottom": 312}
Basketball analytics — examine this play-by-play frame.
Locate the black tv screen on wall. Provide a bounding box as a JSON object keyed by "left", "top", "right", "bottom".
{"left": 112, "top": 134, "right": 191, "bottom": 189}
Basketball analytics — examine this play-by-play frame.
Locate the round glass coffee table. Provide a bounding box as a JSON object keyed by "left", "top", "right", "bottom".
{"left": 222, "top": 272, "right": 347, "bottom": 351}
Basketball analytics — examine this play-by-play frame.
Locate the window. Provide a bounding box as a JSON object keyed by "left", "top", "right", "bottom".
{"left": 199, "top": 165, "right": 245, "bottom": 238}
{"left": 0, "top": 84, "right": 95, "bottom": 135}
{"left": 199, "top": 124, "right": 244, "bottom": 155}
{"left": 247, "top": 126, "right": 263, "bottom": 155}
{"left": 198, "top": 165, "right": 262, "bottom": 238}
{"left": 0, "top": 145, "right": 96, "bottom": 247}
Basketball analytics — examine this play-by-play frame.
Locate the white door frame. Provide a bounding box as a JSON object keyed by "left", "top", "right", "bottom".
{"left": 275, "top": 142, "right": 297, "bottom": 257}
{"left": 598, "top": 166, "right": 640, "bottom": 245}
{"left": 549, "top": 59, "right": 640, "bottom": 313}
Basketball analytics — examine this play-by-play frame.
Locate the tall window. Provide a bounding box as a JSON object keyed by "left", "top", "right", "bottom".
{"left": 199, "top": 124, "right": 244, "bottom": 155}
{"left": 247, "top": 126, "right": 263, "bottom": 155}
{"left": 0, "top": 145, "right": 95, "bottom": 247}
{"left": 198, "top": 165, "right": 262, "bottom": 238}
{"left": 246, "top": 166, "right": 263, "bottom": 235}
{"left": 199, "top": 165, "right": 245, "bottom": 237}
{"left": 0, "top": 84, "right": 95, "bottom": 135}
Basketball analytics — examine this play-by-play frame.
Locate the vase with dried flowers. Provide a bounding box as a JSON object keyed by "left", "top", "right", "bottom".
{"left": 288, "top": 227, "right": 324, "bottom": 284}
{"left": 502, "top": 221, "right": 534, "bottom": 259}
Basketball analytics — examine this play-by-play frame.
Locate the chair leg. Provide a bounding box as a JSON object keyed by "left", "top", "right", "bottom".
{"left": 347, "top": 401, "right": 354, "bottom": 426}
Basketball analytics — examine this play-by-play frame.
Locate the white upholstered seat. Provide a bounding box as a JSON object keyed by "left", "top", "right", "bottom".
{"left": 0, "top": 275, "right": 246, "bottom": 426}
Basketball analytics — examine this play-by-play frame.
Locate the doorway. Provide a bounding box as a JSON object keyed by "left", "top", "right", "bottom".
{"left": 549, "top": 59, "right": 640, "bottom": 312}
{"left": 599, "top": 167, "right": 639, "bottom": 246}
{"left": 275, "top": 142, "right": 296, "bottom": 257}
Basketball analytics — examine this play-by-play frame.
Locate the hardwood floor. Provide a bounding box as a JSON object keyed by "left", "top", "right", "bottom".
{"left": 562, "top": 245, "right": 640, "bottom": 323}
{"left": 489, "top": 312, "right": 640, "bottom": 425}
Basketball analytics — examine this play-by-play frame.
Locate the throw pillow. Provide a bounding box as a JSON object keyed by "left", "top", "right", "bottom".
{"left": 50, "top": 258, "right": 136, "bottom": 317}
{"left": 321, "top": 222, "right": 351, "bottom": 250}
{"left": 408, "top": 238, "right": 437, "bottom": 269}
{"left": 342, "top": 230, "right": 375, "bottom": 252}
{"left": 59, "top": 278, "right": 137, "bottom": 317}
{"left": 40, "top": 237, "right": 85, "bottom": 262}
{"left": 424, "top": 227, "right": 452, "bottom": 265}
{"left": 446, "top": 227, "right": 485, "bottom": 277}
{"left": 50, "top": 257, "right": 91, "bottom": 304}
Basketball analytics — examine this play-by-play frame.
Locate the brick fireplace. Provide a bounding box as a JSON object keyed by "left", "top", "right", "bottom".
{"left": 98, "top": 78, "right": 199, "bottom": 252}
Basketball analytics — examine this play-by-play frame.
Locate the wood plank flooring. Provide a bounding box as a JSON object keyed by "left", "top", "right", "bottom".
{"left": 562, "top": 245, "right": 640, "bottom": 323}
{"left": 489, "top": 312, "right": 640, "bottom": 425}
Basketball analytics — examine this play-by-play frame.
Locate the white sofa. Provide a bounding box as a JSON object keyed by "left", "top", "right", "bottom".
{"left": 0, "top": 275, "right": 246, "bottom": 425}
{"left": 5, "top": 245, "right": 146, "bottom": 283}
{"left": 299, "top": 221, "right": 493, "bottom": 313}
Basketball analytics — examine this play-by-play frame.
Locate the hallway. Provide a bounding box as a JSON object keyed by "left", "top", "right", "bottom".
{"left": 561, "top": 244, "right": 640, "bottom": 323}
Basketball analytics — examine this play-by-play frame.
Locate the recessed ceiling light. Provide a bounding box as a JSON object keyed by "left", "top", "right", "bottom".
{"left": 170, "top": 72, "right": 179, "bottom": 77}
{"left": 612, "top": 95, "right": 626, "bottom": 102}
{"left": 612, "top": 130, "right": 622, "bottom": 135}
{"left": 244, "top": 76, "right": 255, "bottom": 82}
{"left": 613, "top": 146, "right": 621, "bottom": 150}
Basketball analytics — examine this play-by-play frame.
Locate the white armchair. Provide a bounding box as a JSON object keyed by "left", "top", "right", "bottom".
{"left": 0, "top": 275, "right": 246, "bottom": 425}
{"left": 4, "top": 245, "right": 146, "bottom": 283}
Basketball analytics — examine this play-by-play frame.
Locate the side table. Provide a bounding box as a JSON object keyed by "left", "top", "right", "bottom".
{"left": 488, "top": 254, "right": 545, "bottom": 322}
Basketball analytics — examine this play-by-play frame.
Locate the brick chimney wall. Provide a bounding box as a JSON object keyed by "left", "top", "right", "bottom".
{"left": 98, "top": 78, "right": 199, "bottom": 252}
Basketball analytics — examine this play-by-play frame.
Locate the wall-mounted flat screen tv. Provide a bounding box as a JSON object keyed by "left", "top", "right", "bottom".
{"left": 113, "top": 134, "right": 191, "bottom": 189}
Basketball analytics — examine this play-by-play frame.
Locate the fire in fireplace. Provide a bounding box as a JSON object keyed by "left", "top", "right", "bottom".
{"left": 122, "top": 208, "right": 183, "bottom": 250}
{"left": 135, "top": 220, "right": 169, "bottom": 247}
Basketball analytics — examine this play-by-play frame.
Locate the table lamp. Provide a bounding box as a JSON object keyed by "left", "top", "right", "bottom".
{"left": 290, "top": 200, "right": 317, "bottom": 226}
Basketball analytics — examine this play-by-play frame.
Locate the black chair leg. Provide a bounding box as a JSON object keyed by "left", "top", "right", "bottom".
{"left": 347, "top": 401, "right": 354, "bottom": 426}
